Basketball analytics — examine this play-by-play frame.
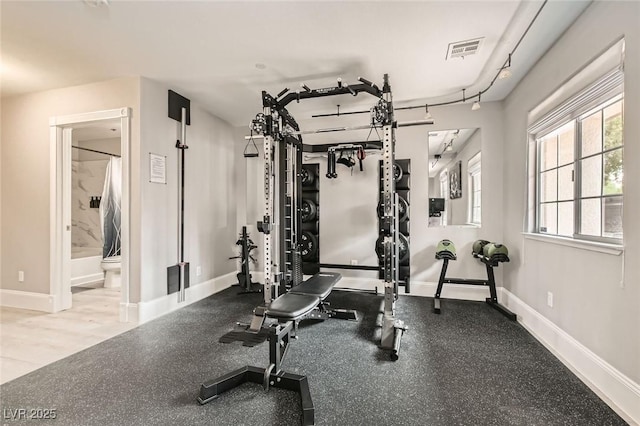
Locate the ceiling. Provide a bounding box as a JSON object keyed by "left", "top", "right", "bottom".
{"left": 1, "top": 1, "right": 591, "bottom": 127}
{"left": 72, "top": 118, "right": 122, "bottom": 143}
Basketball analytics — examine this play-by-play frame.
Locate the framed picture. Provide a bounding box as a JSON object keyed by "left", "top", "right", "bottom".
{"left": 449, "top": 161, "right": 462, "bottom": 199}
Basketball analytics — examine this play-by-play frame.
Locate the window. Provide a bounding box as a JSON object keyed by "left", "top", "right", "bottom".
{"left": 533, "top": 73, "right": 624, "bottom": 243}
{"left": 439, "top": 170, "right": 448, "bottom": 201}
{"left": 468, "top": 153, "right": 481, "bottom": 225}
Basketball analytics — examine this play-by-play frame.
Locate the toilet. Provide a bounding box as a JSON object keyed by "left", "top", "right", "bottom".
{"left": 100, "top": 256, "right": 121, "bottom": 288}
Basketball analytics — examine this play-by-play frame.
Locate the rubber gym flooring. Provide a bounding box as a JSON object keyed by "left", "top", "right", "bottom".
{"left": 0, "top": 287, "right": 627, "bottom": 425}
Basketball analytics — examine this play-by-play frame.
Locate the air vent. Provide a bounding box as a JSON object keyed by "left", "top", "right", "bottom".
{"left": 446, "top": 38, "right": 484, "bottom": 59}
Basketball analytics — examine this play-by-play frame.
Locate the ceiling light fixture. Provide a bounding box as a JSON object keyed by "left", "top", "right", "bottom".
{"left": 471, "top": 93, "right": 481, "bottom": 111}
{"left": 83, "top": 0, "right": 110, "bottom": 7}
{"left": 424, "top": 104, "right": 433, "bottom": 120}
{"left": 498, "top": 54, "right": 512, "bottom": 79}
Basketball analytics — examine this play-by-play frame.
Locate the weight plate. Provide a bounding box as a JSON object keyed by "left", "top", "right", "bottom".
{"left": 377, "top": 196, "right": 409, "bottom": 221}
{"left": 301, "top": 198, "right": 317, "bottom": 222}
{"left": 301, "top": 167, "right": 316, "bottom": 186}
{"left": 375, "top": 233, "right": 409, "bottom": 264}
{"left": 300, "top": 231, "right": 318, "bottom": 261}
{"left": 398, "top": 196, "right": 408, "bottom": 222}
{"left": 393, "top": 163, "right": 403, "bottom": 182}
{"left": 398, "top": 233, "right": 410, "bottom": 264}
{"left": 472, "top": 240, "right": 489, "bottom": 256}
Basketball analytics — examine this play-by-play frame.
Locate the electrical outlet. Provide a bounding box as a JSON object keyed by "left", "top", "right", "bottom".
{"left": 351, "top": 259, "right": 358, "bottom": 265}
{"left": 196, "top": 266, "right": 202, "bottom": 276}
{"left": 18, "top": 270, "right": 25, "bottom": 282}
{"left": 547, "top": 291, "right": 553, "bottom": 308}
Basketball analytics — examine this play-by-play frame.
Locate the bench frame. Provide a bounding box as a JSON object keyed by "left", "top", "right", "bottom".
{"left": 199, "top": 320, "right": 315, "bottom": 425}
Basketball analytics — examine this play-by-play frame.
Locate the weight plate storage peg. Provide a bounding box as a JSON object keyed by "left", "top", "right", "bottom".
{"left": 301, "top": 198, "right": 317, "bottom": 222}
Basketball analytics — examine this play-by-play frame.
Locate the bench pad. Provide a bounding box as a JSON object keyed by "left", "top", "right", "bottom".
{"left": 290, "top": 272, "right": 342, "bottom": 300}
{"left": 265, "top": 293, "right": 320, "bottom": 320}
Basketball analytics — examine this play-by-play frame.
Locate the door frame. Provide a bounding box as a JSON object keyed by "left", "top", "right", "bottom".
{"left": 49, "top": 107, "right": 132, "bottom": 320}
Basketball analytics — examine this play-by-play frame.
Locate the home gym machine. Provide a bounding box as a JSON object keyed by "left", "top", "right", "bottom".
{"left": 198, "top": 75, "right": 417, "bottom": 426}
{"left": 433, "top": 239, "right": 516, "bottom": 321}
{"left": 245, "top": 75, "right": 409, "bottom": 359}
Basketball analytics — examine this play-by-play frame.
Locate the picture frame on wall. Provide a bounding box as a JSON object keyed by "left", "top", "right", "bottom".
{"left": 449, "top": 161, "right": 462, "bottom": 199}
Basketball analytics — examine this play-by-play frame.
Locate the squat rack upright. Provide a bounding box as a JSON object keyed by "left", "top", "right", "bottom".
{"left": 252, "top": 75, "right": 407, "bottom": 358}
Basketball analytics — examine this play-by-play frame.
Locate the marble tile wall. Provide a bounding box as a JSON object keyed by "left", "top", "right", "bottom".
{"left": 71, "top": 159, "right": 109, "bottom": 255}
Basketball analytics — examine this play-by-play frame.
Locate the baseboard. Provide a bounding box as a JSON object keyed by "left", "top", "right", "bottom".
{"left": 119, "top": 302, "right": 139, "bottom": 323}
{"left": 136, "top": 271, "right": 237, "bottom": 324}
{"left": 500, "top": 288, "right": 640, "bottom": 425}
{"left": 0, "top": 289, "right": 57, "bottom": 313}
{"left": 71, "top": 273, "right": 104, "bottom": 287}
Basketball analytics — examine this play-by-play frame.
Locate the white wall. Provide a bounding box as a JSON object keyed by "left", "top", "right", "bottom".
{"left": 0, "top": 77, "right": 140, "bottom": 295}
{"left": 502, "top": 1, "right": 639, "bottom": 383}
{"left": 138, "top": 78, "right": 238, "bottom": 302}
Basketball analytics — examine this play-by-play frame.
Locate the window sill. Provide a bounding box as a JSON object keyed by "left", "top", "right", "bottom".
{"left": 522, "top": 233, "right": 624, "bottom": 255}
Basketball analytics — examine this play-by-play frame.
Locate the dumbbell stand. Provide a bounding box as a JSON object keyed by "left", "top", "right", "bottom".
{"left": 433, "top": 258, "right": 516, "bottom": 321}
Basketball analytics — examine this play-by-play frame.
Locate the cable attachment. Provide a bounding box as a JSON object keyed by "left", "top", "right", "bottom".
{"left": 244, "top": 130, "right": 259, "bottom": 158}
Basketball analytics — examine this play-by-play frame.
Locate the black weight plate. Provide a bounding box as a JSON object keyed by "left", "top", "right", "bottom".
{"left": 300, "top": 231, "right": 318, "bottom": 261}
{"left": 393, "top": 163, "right": 403, "bottom": 182}
{"left": 301, "top": 198, "right": 317, "bottom": 222}
{"left": 398, "top": 196, "right": 409, "bottom": 222}
{"left": 377, "top": 196, "right": 408, "bottom": 221}
{"left": 301, "top": 167, "right": 316, "bottom": 186}
{"left": 398, "top": 233, "right": 410, "bottom": 264}
{"left": 375, "top": 233, "right": 409, "bottom": 263}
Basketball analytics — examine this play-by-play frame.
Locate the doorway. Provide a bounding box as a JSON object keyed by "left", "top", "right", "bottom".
{"left": 50, "top": 108, "right": 132, "bottom": 321}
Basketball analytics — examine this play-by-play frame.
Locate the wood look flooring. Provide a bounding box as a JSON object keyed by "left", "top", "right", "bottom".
{"left": 0, "top": 286, "right": 136, "bottom": 384}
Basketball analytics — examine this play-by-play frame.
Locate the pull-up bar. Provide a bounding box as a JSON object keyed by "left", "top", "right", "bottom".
{"left": 244, "top": 118, "right": 433, "bottom": 140}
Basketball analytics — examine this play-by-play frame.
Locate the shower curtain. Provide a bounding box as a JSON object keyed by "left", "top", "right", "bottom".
{"left": 100, "top": 157, "right": 122, "bottom": 258}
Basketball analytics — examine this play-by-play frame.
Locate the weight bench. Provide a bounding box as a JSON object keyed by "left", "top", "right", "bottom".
{"left": 433, "top": 239, "right": 516, "bottom": 321}
{"left": 289, "top": 272, "right": 357, "bottom": 322}
{"left": 199, "top": 272, "right": 346, "bottom": 425}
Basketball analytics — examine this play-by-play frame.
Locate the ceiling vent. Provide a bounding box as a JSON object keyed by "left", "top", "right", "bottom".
{"left": 446, "top": 38, "right": 484, "bottom": 60}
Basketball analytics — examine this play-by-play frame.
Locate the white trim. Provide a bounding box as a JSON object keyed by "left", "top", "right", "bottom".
{"left": 136, "top": 271, "right": 237, "bottom": 324}
{"left": 0, "top": 289, "right": 57, "bottom": 313}
{"left": 49, "top": 107, "right": 130, "bottom": 126}
{"left": 523, "top": 232, "right": 624, "bottom": 255}
{"left": 70, "top": 273, "right": 104, "bottom": 287}
{"left": 500, "top": 288, "right": 640, "bottom": 425}
{"left": 119, "top": 302, "right": 139, "bottom": 323}
{"left": 49, "top": 108, "right": 132, "bottom": 317}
